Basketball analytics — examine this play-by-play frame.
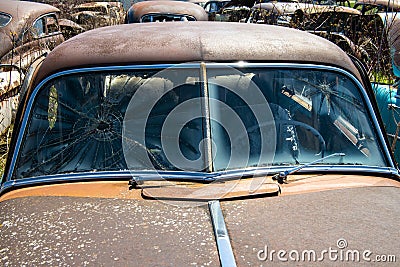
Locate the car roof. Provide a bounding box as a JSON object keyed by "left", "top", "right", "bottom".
{"left": 356, "top": 0, "right": 400, "bottom": 9}
{"left": 74, "top": 1, "right": 121, "bottom": 9}
{"left": 250, "top": 2, "right": 308, "bottom": 14}
{"left": 250, "top": 3, "right": 361, "bottom": 15}
{"left": 299, "top": 5, "right": 361, "bottom": 15}
{"left": 33, "top": 22, "right": 362, "bottom": 87}
{"left": 128, "top": 0, "right": 209, "bottom": 22}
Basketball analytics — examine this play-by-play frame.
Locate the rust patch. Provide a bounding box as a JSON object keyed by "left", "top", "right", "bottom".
{"left": 0, "top": 181, "right": 143, "bottom": 202}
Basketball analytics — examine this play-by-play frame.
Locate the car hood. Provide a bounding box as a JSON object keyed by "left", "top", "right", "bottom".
{"left": 0, "top": 177, "right": 399, "bottom": 265}
{"left": 0, "top": 196, "right": 220, "bottom": 266}
{"left": 223, "top": 186, "right": 400, "bottom": 265}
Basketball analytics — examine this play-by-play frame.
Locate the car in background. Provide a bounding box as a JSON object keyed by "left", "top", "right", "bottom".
{"left": 210, "top": 0, "right": 252, "bottom": 21}
{"left": 354, "top": 0, "right": 400, "bottom": 26}
{"left": 58, "top": 18, "right": 85, "bottom": 40}
{"left": 0, "top": 0, "right": 64, "bottom": 134}
{"left": 203, "top": 0, "right": 231, "bottom": 20}
{"left": 0, "top": 21, "right": 399, "bottom": 265}
{"left": 125, "top": 0, "right": 208, "bottom": 23}
{"left": 245, "top": 2, "right": 308, "bottom": 26}
{"left": 245, "top": 3, "right": 388, "bottom": 81}
{"left": 71, "top": 1, "right": 125, "bottom": 30}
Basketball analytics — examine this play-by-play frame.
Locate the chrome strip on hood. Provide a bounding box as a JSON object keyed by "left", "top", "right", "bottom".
{"left": 209, "top": 200, "right": 237, "bottom": 267}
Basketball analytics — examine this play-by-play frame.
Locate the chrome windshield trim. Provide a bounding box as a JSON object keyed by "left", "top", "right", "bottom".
{"left": 6, "top": 63, "right": 396, "bottom": 182}
{"left": 209, "top": 200, "right": 237, "bottom": 267}
{"left": 2, "top": 165, "right": 399, "bottom": 195}
{"left": 214, "top": 165, "right": 399, "bottom": 180}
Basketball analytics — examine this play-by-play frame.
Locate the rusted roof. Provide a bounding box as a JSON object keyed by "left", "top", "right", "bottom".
{"left": 34, "top": 22, "right": 362, "bottom": 87}
{"left": 251, "top": 2, "right": 310, "bottom": 14}
{"left": 74, "top": 1, "right": 122, "bottom": 9}
{"left": 300, "top": 5, "right": 361, "bottom": 15}
{"left": 356, "top": 0, "right": 400, "bottom": 9}
{"left": 0, "top": 0, "right": 60, "bottom": 58}
{"left": 127, "top": 0, "right": 208, "bottom": 22}
{"left": 251, "top": 2, "right": 361, "bottom": 15}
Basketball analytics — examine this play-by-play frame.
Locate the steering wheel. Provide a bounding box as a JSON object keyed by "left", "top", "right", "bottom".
{"left": 233, "top": 119, "right": 326, "bottom": 158}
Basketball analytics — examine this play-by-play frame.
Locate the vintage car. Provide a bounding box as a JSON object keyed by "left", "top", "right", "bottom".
{"left": 371, "top": 17, "right": 400, "bottom": 164}
{"left": 0, "top": 0, "right": 64, "bottom": 134}
{"left": 126, "top": 0, "right": 208, "bottom": 23}
{"left": 58, "top": 18, "right": 85, "bottom": 40}
{"left": 204, "top": 0, "right": 231, "bottom": 13}
{"left": 71, "top": 1, "right": 125, "bottom": 30}
{"left": 210, "top": 0, "right": 252, "bottom": 22}
{"left": 1, "top": 22, "right": 399, "bottom": 265}
{"left": 245, "top": 2, "right": 309, "bottom": 26}
{"left": 245, "top": 3, "right": 389, "bottom": 80}
{"left": 354, "top": 0, "right": 400, "bottom": 26}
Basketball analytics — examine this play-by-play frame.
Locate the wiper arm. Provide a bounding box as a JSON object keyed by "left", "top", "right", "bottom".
{"left": 272, "top": 153, "right": 346, "bottom": 184}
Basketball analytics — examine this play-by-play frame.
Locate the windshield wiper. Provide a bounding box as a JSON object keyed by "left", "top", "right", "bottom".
{"left": 272, "top": 152, "right": 346, "bottom": 184}
{"left": 129, "top": 153, "right": 346, "bottom": 189}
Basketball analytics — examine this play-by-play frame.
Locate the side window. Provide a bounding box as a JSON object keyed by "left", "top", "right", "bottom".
{"left": 205, "top": 2, "right": 218, "bottom": 13}
{"left": 46, "top": 15, "right": 59, "bottom": 34}
{"left": 32, "top": 17, "right": 45, "bottom": 38}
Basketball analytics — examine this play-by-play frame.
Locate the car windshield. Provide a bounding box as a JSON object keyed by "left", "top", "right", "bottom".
{"left": 140, "top": 14, "right": 197, "bottom": 22}
{"left": 0, "top": 12, "right": 12, "bottom": 27}
{"left": 12, "top": 64, "right": 386, "bottom": 179}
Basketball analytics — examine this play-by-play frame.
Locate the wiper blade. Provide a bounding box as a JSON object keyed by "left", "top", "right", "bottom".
{"left": 128, "top": 172, "right": 219, "bottom": 189}
{"left": 272, "top": 153, "right": 346, "bottom": 184}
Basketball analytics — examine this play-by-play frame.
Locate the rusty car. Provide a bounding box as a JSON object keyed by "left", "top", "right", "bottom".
{"left": 354, "top": 0, "right": 400, "bottom": 26}
{"left": 370, "top": 16, "right": 400, "bottom": 164}
{"left": 71, "top": 1, "right": 125, "bottom": 30}
{"left": 0, "top": 0, "right": 64, "bottom": 135}
{"left": 0, "top": 21, "right": 399, "bottom": 265}
{"left": 245, "top": 2, "right": 308, "bottom": 26}
{"left": 125, "top": 0, "right": 208, "bottom": 23}
{"left": 245, "top": 3, "right": 389, "bottom": 80}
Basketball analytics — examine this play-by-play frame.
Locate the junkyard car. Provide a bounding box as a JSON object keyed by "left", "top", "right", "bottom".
{"left": 371, "top": 17, "right": 400, "bottom": 164}
{"left": 71, "top": 1, "right": 125, "bottom": 30}
{"left": 245, "top": 2, "right": 308, "bottom": 26}
{"left": 126, "top": 0, "right": 208, "bottom": 23}
{"left": 0, "top": 22, "right": 399, "bottom": 265}
{"left": 0, "top": 0, "right": 64, "bottom": 134}
{"left": 203, "top": 0, "right": 231, "bottom": 20}
{"left": 354, "top": 0, "right": 400, "bottom": 26}
{"left": 246, "top": 3, "right": 388, "bottom": 79}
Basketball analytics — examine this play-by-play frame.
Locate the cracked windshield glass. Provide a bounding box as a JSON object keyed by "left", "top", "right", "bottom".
{"left": 13, "top": 66, "right": 386, "bottom": 179}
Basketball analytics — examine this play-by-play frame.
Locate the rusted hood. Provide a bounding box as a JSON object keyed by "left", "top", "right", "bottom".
{"left": 1, "top": 176, "right": 399, "bottom": 265}
{"left": 222, "top": 186, "right": 400, "bottom": 265}
{"left": 0, "top": 196, "right": 219, "bottom": 266}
